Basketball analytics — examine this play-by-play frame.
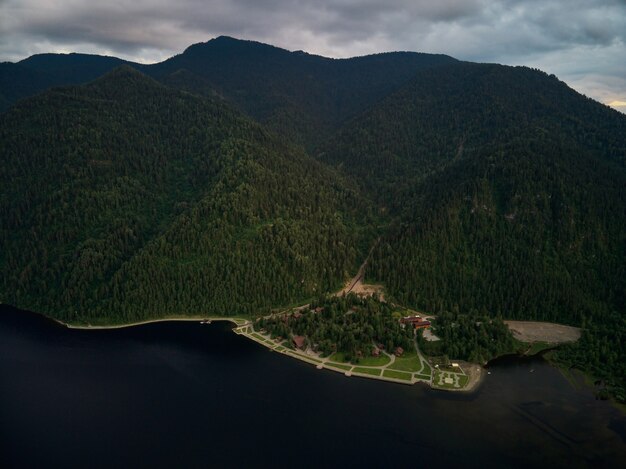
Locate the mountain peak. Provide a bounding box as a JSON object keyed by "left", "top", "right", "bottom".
{"left": 86, "top": 65, "right": 163, "bottom": 97}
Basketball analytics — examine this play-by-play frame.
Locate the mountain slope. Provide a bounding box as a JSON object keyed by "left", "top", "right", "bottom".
{"left": 0, "top": 66, "right": 369, "bottom": 323}
{"left": 0, "top": 53, "right": 132, "bottom": 112}
{"left": 150, "top": 36, "right": 457, "bottom": 147}
{"left": 321, "top": 62, "right": 626, "bottom": 325}
{"left": 1, "top": 37, "right": 457, "bottom": 148}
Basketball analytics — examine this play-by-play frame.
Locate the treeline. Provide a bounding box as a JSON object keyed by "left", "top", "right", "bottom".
{"left": 256, "top": 294, "right": 414, "bottom": 361}
{"left": 418, "top": 310, "right": 518, "bottom": 364}
{"left": 554, "top": 311, "right": 626, "bottom": 402}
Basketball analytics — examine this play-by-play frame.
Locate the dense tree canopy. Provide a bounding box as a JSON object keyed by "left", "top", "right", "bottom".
{"left": 1, "top": 45, "right": 624, "bottom": 400}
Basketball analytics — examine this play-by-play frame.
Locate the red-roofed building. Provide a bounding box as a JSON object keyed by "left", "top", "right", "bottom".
{"left": 292, "top": 335, "right": 306, "bottom": 349}
{"left": 400, "top": 315, "right": 431, "bottom": 329}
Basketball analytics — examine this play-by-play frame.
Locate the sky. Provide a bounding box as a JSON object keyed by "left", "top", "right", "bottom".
{"left": 1, "top": 0, "right": 625, "bottom": 112}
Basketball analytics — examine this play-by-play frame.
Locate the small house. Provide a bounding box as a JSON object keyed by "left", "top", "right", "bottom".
{"left": 292, "top": 335, "right": 306, "bottom": 349}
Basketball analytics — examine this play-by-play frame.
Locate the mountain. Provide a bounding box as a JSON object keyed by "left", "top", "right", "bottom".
{"left": 0, "top": 53, "right": 131, "bottom": 112}
{"left": 321, "top": 61, "right": 625, "bottom": 324}
{"left": 1, "top": 38, "right": 624, "bottom": 397}
{"left": 0, "top": 66, "right": 369, "bottom": 323}
{"left": 1, "top": 37, "right": 457, "bottom": 147}
{"left": 318, "top": 61, "right": 626, "bottom": 395}
{"left": 149, "top": 36, "right": 457, "bottom": 147}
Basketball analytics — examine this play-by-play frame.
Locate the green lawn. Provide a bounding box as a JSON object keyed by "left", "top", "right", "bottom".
{"left": 251, "top": 333, "right": 267, "bottom": 341}
{"left": 421, "top": 361, "right": 432, "bottom": 376}
{"left": 353, "top": 367, "right": 382, "bottom": 376}
{"left": 415, "top": 374, "right": 432, "bottom": 381}
{"left": 458, "top": 374, "right": 469, "bottom": 387}
{"left": 526, "top": 341, "right": 554, "bottom": 355}
{"left": 329, "top": 352, "right": 349, "bottom": 363}
{"left": 355, "top": 355, "right": 391, "bottom": 367}
{"left": 382, "top": 369, "right": 413, "bottom": 381}
{"left": 388, "top": 352, "right": 422, "bottom": 372}
{"left": 325, "top": 362, "right": 352, "bottom": 371}
{"left": 329, "top": 352, "right": 391, "bottom": 366}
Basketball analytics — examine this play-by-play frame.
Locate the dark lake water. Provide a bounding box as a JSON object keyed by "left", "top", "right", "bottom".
{"left": 1, "top": 305, "right": 624, "bottom": 468}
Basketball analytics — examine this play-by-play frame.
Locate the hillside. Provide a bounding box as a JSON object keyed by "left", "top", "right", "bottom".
{"left": 150, "top": 36, "right": 457, "bottom": 147}
{"left": 320, "top": 62, "right": 626, "bottom": 323}
{"left": 0, "top": 53, "right": 131, "bottom": 112}
{"left": 0, "top": 66, "right": 370, "bottom": 323}
{"left": 320, "top": 62, "right": 626, "bottom": 396}
{"left": 1, "top": 37, "right": 456, "bottom": 148}
{"left": 1, "top": 39, "right": 624, "bottom": 398}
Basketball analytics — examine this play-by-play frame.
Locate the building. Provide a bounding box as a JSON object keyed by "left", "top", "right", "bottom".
{"left": 400, "top": 315, "right": 431, "bottom": 329}
{"left": 292, "top": 335, "right": 306, "bottom": 349}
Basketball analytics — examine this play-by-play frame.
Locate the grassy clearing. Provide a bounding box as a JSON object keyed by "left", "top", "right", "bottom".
{"left": 415, "top": 374, "right": 431, "bottom": 381}
{"left": 329, "top": 352, "right": 349, "bottom": 363}
{"left": 526, "top": 341, "right": 554, "bottom": 355}
{"left": 421, "top": 361, "right": 432, "bottom": 376}
{"left": 389, "top": 353, "right": 422, "bottom": 372}
{"left": 382, "top": 369, "right": 412, "bottom": 381}
{"left": 353, "top": 367, "right": 382, "bottom": 376}
{"left": 329, "top": 352, "right": 390, "bottom": 366}
{"left": 326, "top": 362, "right": 352, "bottom": 371}
{"left": 251, "top": 333, "right": 267, "bottom": 342}
{"left": 354, "top": 355, "right": 391, "bottom": 367}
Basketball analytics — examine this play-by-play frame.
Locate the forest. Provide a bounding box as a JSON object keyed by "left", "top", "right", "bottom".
{"left": 255, "top": 294, "right": 415, "bottom": 362}
{"left": 0, "top": 67, "right": 372, "bottom": 322}
{"left": 1, "top": 39, "right": 624, "bottom": 400}
{"left": 418, "top": 310, "right": 519, "bottom": 364}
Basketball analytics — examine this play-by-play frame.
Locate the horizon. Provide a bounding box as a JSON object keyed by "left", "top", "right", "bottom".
{"left": 1, "top": 0, "right": 624, "bottom": 113}
{"left": 5, "top": 34, "right": 626, "bottom": 115}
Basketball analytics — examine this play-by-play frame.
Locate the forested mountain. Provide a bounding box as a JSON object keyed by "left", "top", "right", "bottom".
{"left": 1, "top": 37, "right": 456, "bottom": 147}
{"left": 1, "top": 38, "right": 624, "bottom": 396}
{"left": 321, "top": 62, "right": 625, "bottom": 325}
{"left": 148, "top": 36, "right": 457, "bottom": 147}
{"left": 0, "top": 66, "right": 370, "bottom": 323}
{"left": 318, "top": 62, "right": 626, "bottom": 396}
{"left": 0, "top": 53, "right": 131, "bottom": 112}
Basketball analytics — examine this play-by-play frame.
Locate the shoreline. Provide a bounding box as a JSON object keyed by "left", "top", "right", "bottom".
{"left": 11, "top": 306, "right": 487, "bottom": 392}
{"left": 234, "top": 323, "right": 487, "bottom": 393}
{"left": 51, "top": 316, "right": 248, "bottom": 330}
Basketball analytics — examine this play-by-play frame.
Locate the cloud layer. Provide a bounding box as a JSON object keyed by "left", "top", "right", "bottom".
{"left": 1, "top": 0, "right": 625, "bottom": 110}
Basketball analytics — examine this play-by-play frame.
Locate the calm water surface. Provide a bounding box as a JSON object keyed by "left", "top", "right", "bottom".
{"left": 1, "top": 305, "right": 624, "bottom": 468}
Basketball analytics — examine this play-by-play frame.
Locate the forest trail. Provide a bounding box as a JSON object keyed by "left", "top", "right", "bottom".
{"left": 337, "top": 237, "right": 384, "bottom": 299}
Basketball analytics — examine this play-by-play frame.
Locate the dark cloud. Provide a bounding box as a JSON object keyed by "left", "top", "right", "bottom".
{"left": 1, "top": 0, "right": 625, "bottom": 110}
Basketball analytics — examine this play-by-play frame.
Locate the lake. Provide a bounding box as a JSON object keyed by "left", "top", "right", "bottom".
{"left": 1, "top": 305, "right": 624, "bottom": 468}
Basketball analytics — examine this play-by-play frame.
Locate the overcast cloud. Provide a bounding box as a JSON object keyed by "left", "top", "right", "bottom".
{"left": 1, "top": 0, "right": 624, "bottom": 111}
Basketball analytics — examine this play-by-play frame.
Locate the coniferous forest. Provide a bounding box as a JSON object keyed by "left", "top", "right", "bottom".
{"left": 1, "top": 37, "right": 624, "bottom": 398}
